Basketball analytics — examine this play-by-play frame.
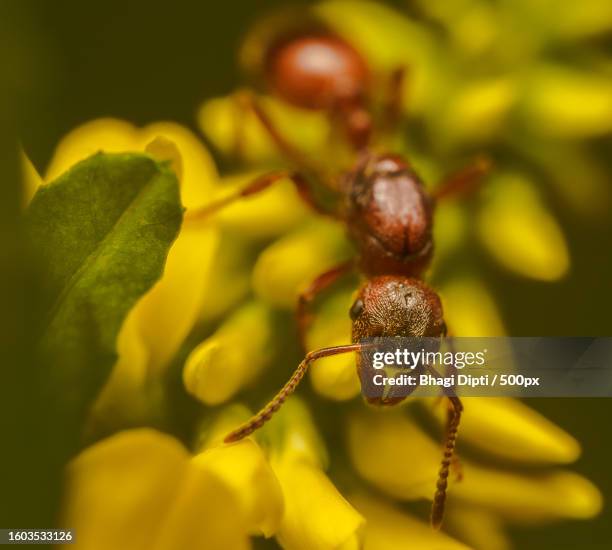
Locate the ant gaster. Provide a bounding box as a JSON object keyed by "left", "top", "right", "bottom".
{"left": 188, "top": 28, "right": 490, "bottom": 529}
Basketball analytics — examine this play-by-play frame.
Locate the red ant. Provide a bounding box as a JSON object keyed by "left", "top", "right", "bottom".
{"left": 188, "top": 26, "right": 490, "bottom": 529}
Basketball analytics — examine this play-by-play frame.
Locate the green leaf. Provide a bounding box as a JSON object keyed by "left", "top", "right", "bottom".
{"left": 26, "top": 152, "right": 182, "bottom": 451}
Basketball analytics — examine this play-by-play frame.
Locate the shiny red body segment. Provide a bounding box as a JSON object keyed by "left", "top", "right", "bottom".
{"left": 344, "top": 154, "right": 434, "bottom": 277}
{"left": 265, "top": 33, "right": 369, "bottom": 110}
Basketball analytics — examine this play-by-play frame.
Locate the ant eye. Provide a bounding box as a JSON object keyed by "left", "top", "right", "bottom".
{"left": 349, "top": 299, "right": 364, "bottom": 320}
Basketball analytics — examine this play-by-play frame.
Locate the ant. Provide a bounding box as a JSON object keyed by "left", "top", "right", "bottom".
{"left": 187, "top": 25, "right": 490, "bottom": 529}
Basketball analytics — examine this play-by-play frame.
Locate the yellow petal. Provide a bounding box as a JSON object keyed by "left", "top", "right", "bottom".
{"left": 452, "top": 462, "right": 603, "bottom": 522}
{"left": 441, "top": 77, "right": 517, "bottom": 144}
{"left": 266, "top": 398, "right": 329, "bottom": 468}
{"left": 46, "top": 118, "right": 218, "bottom": 208}
{"left": 120, "top": 135, "right": 217, "bottom": 373}
{"left": 20, "top": 148, "right": 43, "bottom": 206}
{"left": 129, "top": 223, "right": 218, "bottom": 375}
{"left": 46, "top": 119, "right": 221, "bottom": 428}
{"left": 522, "top": 65, "right": 612, "bottom": 138}
{"left": 306, "top": 288, "right": 360, "bottom": 401}
{"left": 310, "top": 337, "right": 361, "bottom": 401}
{"left": 548, "top": 0, "right": 612, "bottom": 39}
{"left": 152, "top": 464, "right": 249, "bottom": 550}
{"left": 194, "top": 440, "right": 284, "bottom": 537}
{"left": 350, "top": 492, "right": 471, "bottom": 550}
{"left": 347, "top": 408, "right": 442, "bottom": 501}
{"left": 449, "top": 3, "right": 499, "bottom": 57}
{"left": 144, "top": 136, "right": 184, "bottom": 182}
{"left": 195, "top": 403, "right": 254, "bottom": 449}
{"left": 426, "top": 397, "right": 581, "bottom": 464}
{"left": 63, "top": 429, "right": 250, "bottom": 550}
{"left": 197, "top": 233, "right": 253, "bottom": 323}
{"left": 197, "top": 94, "right": 329, "bottom": 165}
{"left": 439, "top": 278, "right": 506, "bottom": 337}
{"left": 88, "top": 305, "right": 151, "bottom": 432}
{"left": 184, "top": 300, "right": 276, "bottom": 405}
{"left": 46, "top": 119, "right": 139, "bottom": 181}
{"left": 478, "top": 175, "right": 569, "bottom": 281}
{"left": 138, "top": 122, "right": 217, "bottom": 209}
{"left": 445, "top": 506, "right": 511, "bottom": 550}
{"left": 430, "top": 201, "right": 468, "bottom": 270}
{"left": 272, "top": 458, "right": 365, "bottom": 550}
{"left": 252, "top": 219, "right": 352, "bottom": 309}
{"left": 214, "top": 171, "right": 311, "bottom": 239}
{"left": 45, "top": 118, "right": 220, "bottom": 374}
{"left": 517, "top": 141, "right": 611, "bottom": 218}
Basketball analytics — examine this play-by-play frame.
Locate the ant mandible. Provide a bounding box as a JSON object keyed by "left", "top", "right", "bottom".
{"left": 187, "top": 26, "right": 490, "bottom": 529}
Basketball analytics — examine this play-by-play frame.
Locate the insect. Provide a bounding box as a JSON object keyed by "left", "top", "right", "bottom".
{"left": 188, "top": 27, "right": 490, "bottom": 529}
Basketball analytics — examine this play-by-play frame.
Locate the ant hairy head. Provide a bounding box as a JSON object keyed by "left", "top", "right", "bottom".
{"left": 350, "top": 276, "right": 445, "bottom": 341}
{"left": 264, "top": 32, "right": 370, "bottom": 111}
{"left": 350, "top": 275, "right": 445, "bottom": 407}
{"left": 345, "top": 154, "right": 434, "bottom": 277}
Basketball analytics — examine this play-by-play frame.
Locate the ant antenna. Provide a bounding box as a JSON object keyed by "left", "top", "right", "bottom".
{"left": 431, "top": 395, "right": 463, "bottom": 529}
{"left": 224, "top": 343, "right": 362, "bottom": 442}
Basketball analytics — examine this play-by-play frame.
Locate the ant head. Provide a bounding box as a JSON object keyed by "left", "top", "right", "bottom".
{"left": 350, "top": 276, "right": 445, "bottom": 341}
{"left": 264, "top": 32, "right": 369, "bottom": 111}
{"left": 345, "top": 154, "right": 434, "bottom": 277}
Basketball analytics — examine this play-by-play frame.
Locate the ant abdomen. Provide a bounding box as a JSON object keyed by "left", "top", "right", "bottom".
{"left": 264, "top": 32, "right": 370, "bottom": 111}
{"left": 345, "top": 154, "right": 434, "bottom": 277}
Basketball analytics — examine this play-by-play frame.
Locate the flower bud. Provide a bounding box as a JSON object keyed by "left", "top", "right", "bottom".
{"left": 253, "top": 219, "right": 352, "bottom": 308}
{"left": 184, "top": 300, "right": 277, "bottom": 405}
{"left": 478, "top": 174, "right": 569, "bottom": 281}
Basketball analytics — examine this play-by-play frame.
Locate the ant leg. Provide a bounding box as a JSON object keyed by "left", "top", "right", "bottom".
{"left": 431, "top": 394, "right": 463, "bottom": 530}
{"left": 441, "top": 334, "right": 463, "bottom": 481}
{"left": 381, "top": 66, "right": 408, "bottom": 135}
{"left": 237, "top": 92, "right": 343, "bottom": 204}
{"left": 184, "top": 170, "right": 318, "bottom": 223}
{"left": 224, "top": 343, "right": 363, "bottom": 443}
{"left": 297, "top": 260, "right": 355, "bottom": 349}
{"left": 446, "top": 401, "right": 464, "bottom": 482}
{"left": 432, "top": 156, "right": 492, "bottom": 201}
{"left": 237, "top": 91, "right": 314, "bottom": 172}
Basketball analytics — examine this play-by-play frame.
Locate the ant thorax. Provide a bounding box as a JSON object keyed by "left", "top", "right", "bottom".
{"left": 344, "top": 154, "right": 434, "bottom": 277}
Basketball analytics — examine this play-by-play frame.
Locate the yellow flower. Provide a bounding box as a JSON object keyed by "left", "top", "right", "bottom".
{"left": 252, "top": 218, "right": 352, "bottom": 309}
{"left": 347, "top": 408, "right": 441, "bottom": 501}
{"left": 478, "top": 174, "right": 570, "bottom": 281}
{"left": 184, "top": 299, "right": 277, "bottom": 405}
{"left": 346, "top": 404, "right": 601, "bottom": 549}
{"left": 305, "top": 287, "right": 362, "bottom": 401}
{"left": 427, "top": 397, "right": 580, "bottom": 464}
{"left": 19, "top": 148, "right": 43, "bottom": 206}
{"left": 62, "top": 429, "right": 252, "bottom": 550}
{"left": 193, "top": 440, "right": 284, "bottom": 537}
{"left": 258, "top": 398, "right": 366, "bottom": 550}
{"left": 193, "top": 399, "right": 368, "bottom": 549}
{"left": 38, "top": 119, "right": 219, "bottom": 430}
{"left": 351, "top": 492, "right": 471, "bottom": 550}
{"left": 272, "top": 458, "right": 365, "bottom": 550}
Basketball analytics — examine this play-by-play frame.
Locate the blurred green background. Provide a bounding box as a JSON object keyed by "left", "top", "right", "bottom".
{"left": 1, "top": 0, "right": 611, "bottom": 547}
